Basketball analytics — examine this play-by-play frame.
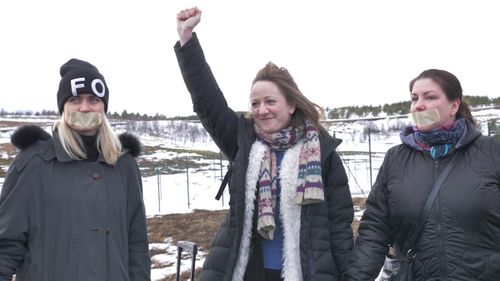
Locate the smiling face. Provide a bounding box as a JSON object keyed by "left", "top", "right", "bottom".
{"left": 410, "top": 78, "right": 460, "bottom": 131}
{"left": 63, "top": 93, "right": 104, "bottom": 135}
{"left": 250, "top": 80, "right": 295, "bottom": 134}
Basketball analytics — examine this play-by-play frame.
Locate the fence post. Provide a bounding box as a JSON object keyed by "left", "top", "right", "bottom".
{"left": 186, "top": 156, "right": 190, "bottom": 209}
{"left": 368, "top": 125, "right": 373, "bottom": 189}
{"left": 220, "top": 151, "right": 224, "bottom": 206}
{"left": 213, "top": 159, "right": 217, "bottom": 182}
{"left": 156, "top": 165, "right": 161, "bottom": 213}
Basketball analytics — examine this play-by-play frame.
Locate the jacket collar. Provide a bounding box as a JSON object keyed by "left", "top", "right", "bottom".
{"left": 460, "top": 119, "right": 482, "bottom": 148}
{"left": 11, "top": 125, "right": 141, "bottom": 163}
{"left": 52, "top": 131, "right": 142, "bottom": 163}
{"left": 52, "top": 131, "right": 107, "bottom": 163}
{"left": 319, "top": 130, "right": 342, "bottom": 164}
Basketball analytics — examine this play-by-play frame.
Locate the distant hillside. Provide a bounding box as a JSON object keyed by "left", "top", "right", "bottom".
{"left": 326, "top": 95, "right": 500, "bottom": 119}
{"left": 2, "top": 95, "right": 498, "bottom": 121}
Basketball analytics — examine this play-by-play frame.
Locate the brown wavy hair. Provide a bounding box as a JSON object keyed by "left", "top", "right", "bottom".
{"left": 249, "top": 61, "right": 325, "bottom": 131}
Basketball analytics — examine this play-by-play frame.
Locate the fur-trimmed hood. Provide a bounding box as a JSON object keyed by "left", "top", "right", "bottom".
{"left": 10, "top": 124, "right": 141, "bottom": 157}
{"left": 118, "top": 132, "right": 141, "bottom": 157}
{"left": 11, "top": 125, "right": 51, "bottom": 150}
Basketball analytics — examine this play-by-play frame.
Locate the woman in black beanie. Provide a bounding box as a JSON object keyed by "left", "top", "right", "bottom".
{"left": 0, "top": 58, "right": 151, "bottom": 281}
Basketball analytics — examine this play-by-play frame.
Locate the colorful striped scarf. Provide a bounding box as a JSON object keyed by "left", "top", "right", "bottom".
{"left": 255, "top": 120, "right": 324, "bottom": 240}
{"left": 400, "top": 118, "right": 467, "bottom": 159}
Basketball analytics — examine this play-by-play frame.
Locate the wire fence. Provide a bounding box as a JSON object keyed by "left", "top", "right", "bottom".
{"left": 145, "top": 117, "right": 500, "bottom": 211}
{"left": 2, "top": 116, "right": 498, "bottom": 212}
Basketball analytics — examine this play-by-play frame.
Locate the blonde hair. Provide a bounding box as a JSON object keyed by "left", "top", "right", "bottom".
{"left": 53, "top": 112, "right": 122, "bottom": 165}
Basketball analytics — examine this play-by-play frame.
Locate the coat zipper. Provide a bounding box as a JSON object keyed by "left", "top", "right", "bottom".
{"left": 434, "top": 159, "right": 448, "bottom": 280}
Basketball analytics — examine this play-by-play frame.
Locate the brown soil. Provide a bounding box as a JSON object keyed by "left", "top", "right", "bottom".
{"left": 147, "top": 209, "right": 229, "bottom": 251}
{"left": 147, "top": 198, "right": 365, "bottom": 281}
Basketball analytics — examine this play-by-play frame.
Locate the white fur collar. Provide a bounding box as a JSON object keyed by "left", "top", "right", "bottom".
{"left": 232, "top": 141, "right": 303, "bottom": 281}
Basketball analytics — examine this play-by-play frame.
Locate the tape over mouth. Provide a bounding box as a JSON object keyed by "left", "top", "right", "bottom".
{"left": 409, "top": 108, "right": 441, "bottom": 127}
{"left": 67, "top": 112, "right": 102, "bottom": 128}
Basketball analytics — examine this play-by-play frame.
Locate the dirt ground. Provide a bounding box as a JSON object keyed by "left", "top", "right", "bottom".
{"left": 147, "top": 197, "right": 366, "bottom": 281}
{"left": 148, "top": 209, "right": 228, "bottom": 281}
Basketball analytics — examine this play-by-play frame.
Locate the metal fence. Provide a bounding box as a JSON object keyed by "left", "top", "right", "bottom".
{"left": 145, "top": 117, "right": 500, "bottom": 212}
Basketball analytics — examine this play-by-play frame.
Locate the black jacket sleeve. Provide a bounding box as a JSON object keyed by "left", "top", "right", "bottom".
{"left": 0, "top": 153, "right": 33, "bottom": 280}
{"left": 325, "top": 151, "right": 354, "bottom": 278}
{"left": 345, "top": 149, "right": 395, "bottom": 281}
{"left": 174, "top": 33, "right": 240, "bottom": 161}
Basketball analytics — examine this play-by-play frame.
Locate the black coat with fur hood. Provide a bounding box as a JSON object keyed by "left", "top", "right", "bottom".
{"left": 0, "top": 125, "right": 150, "bottom": 281}
{"left": 175, "top": 34, "right": 354, "bottom": 281}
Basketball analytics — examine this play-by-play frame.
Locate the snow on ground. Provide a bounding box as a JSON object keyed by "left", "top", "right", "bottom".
{"left": 149, "top": 238, "right": 207, "bottom": 281}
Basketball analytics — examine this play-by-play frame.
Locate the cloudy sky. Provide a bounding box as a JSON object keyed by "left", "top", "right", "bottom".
{"left": 1, "top": 0, "right": 499, "bottom": 117}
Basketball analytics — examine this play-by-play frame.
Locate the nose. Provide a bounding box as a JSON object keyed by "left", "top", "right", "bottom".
{"left": 79, "top": 100, "right": 92, "bottom": 112}
{"left": 257, "top": 104, "right": 269, "bottom": 116}
{"left": 413, "top": 98, "right": 425, "bottom": 111}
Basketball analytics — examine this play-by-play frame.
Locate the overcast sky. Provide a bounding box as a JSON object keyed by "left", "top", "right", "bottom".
{"left": 1, "top": 0, "right": 499, "bottom": 117}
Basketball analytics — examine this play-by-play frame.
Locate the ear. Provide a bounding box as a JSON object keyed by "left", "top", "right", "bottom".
{"left": 288, "top": 103, "right": 296, "bottom": 115}
{"left": 451, "top": 98, "right": 461, "bottom": 116}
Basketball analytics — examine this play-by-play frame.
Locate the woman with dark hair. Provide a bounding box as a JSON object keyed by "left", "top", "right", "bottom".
{"left": 346, "top": 69, "right": 500, "bottom": 280}
{"left": 174, "top": 7, "right": 354, "bottom": 281}
{"left": 409, "top": 69, "right": 476, "bottom": 127}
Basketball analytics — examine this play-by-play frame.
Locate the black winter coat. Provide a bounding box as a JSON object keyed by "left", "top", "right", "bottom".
{"left": 0, "top": 126, "right": 151, "bottom": 281}
{"left": 174, "top": 34, "right": 354, "bottom": 281}
{"left": 346, "top": 122, "right": 500, "bottom": 281}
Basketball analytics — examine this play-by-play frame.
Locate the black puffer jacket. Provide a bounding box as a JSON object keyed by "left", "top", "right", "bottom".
{"left": 174, "top": 34, "right": 354, "bottom": 281}
{"left": 346, "top": 122, "right": 500, "bottom": 281}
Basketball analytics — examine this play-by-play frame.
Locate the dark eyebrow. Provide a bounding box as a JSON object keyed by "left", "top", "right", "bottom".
{"left": 411, "top": 90, "right": 436, "bottom": 96}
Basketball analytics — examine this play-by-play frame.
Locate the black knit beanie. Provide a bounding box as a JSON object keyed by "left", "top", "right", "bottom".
{"left": 57, "top": 58, "right": 109, "bottom": 114}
